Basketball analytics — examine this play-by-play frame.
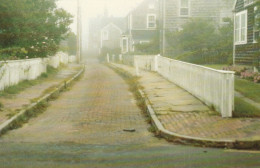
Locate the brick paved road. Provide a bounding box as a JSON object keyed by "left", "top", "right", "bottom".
{"left": 0, "top": 60, "right": 259, "bottom": 168}
{"left": 113, "top": 63, "right": 260, "bottom": 141}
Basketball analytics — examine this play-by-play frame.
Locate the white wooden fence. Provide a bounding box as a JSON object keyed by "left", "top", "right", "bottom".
{"left": 0, "top": 52, "right": 70, "bottom": 91}
{"left": 134, "top": 55, "right": 234, "bottom": 118}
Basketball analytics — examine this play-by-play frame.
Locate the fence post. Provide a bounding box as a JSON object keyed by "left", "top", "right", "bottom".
{"left": 107, "top": 53, "right": 110, "bottom": 63}
{"left": 154, "top": 54, "right": 159, "bottom": 72}
{"left": 119, "top": 54, "right": 122, "bottom": 62}
{"left": 221, "top": 73, "right": 234, "bottom": 118}
{"left": 134, "top": 56, "right": 140, "bottom": 76}
{"left": 112, "top": 54, "right": 115, "bottom": 62}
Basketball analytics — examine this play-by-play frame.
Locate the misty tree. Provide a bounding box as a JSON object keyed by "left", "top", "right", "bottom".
{"left": 0, "top": 0, "right": 73, "bottom": 58}
{"left": 134, "top": 29, "right": 160, "bottom": 55}
{"left": 166, "top": 18, "right": 233, "bottom": 64}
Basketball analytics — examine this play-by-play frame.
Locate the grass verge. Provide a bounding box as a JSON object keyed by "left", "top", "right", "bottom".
{"left": 1, "top": 101, "right": 49, "bottom": 134}
{"left": 204, "top": 64, "right": 228, "bottom": 70}
{"left": 235, "top": 78, "right": 260, "bottom": 103}
{"left": 234, "top": 97, "right": 260, "bottom": 118}
{"left": 0, "top": 67, "right": 84, "bottom": 136}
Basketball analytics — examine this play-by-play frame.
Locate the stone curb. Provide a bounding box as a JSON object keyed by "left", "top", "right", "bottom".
{"left": 0, "top": 65, "right": 85, "bottom": 136}
{"left": 109, "top": 63, "right": 260, "bottom": 150}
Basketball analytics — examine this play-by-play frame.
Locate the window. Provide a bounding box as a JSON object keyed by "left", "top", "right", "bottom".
{"left": 244, "top": 0, "right": 255, "bottom": 6}
{"left": 180, "top": 0, "right": 189, "bottom": 16}
{"left": 253, "top": 6, "right": 259, "bottom": 43}
{"left": 102, "top": 30, "right": 108, "bottom": 40}
{"left": 147, "top": 14, "right": 156, "bottom": 29}
{"left": 235, "top": 10, "right": 247, "bottom": 44}
{"left": 122, "top": 37, "right": 128, "bottom": 53}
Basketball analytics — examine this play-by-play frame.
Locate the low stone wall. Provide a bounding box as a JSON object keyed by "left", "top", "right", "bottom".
{"left": 134, "top": 55, "right": 235, "bottom": 118}
{"left": 0, "top": 52, "right": 69, "bottom": 91}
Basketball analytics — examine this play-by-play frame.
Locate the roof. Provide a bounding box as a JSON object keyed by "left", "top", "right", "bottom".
{"left": 101, "top": 23, "right": 123, "bottom": 34}
{"left": 89, "top": 16, "right": 127, "bottom": 33}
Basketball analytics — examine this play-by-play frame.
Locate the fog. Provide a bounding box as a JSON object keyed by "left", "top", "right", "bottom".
{"left": 57, "top": 0, "right": 143, "bottom": 51}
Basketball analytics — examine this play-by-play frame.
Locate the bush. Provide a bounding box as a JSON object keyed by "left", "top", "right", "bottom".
{"left": 134, "top": 29, "right": 160, "bottom": 54}
{"left": 0, "top": 47, "right": 28, "bottom": 60}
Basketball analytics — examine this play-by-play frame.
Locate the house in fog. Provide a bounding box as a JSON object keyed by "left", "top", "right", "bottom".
{"left": 101, "top": 23, "right": 125, "bottom": 51}
{"left": 121, "top": 0, "right": 159, "bottom": 54}
{"left": 88, "top": 12, "right": 126, "bottom": 55}
{"left": 233, "top": 0, "right": 259, "bottom": 67}
{"left": 159, "top": 0, "right": 235, "bottom": 56}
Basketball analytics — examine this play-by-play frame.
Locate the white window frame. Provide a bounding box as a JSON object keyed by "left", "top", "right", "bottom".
{"left": 235, "top": 10, "right": 248, "bottom": 45}
{"left": 179, "top": 0, "right": 190, "bottom": 17}
{"left": 147, "top": 14, "right": 156, "bottom": 29}
{"left": 253, "top": 6, "right": 259, "bottom": 43}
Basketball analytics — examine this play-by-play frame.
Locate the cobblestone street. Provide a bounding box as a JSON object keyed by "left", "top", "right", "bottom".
{"left": 0, "top": 60, "right": 259, "bottom": 168}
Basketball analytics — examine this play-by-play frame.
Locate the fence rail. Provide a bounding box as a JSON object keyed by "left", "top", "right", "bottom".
{"left": 107, "top": 54, "right": 235, "bottom": 118}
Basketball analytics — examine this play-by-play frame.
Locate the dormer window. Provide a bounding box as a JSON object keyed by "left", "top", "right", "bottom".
{"left": 180, "top": 0, "right": 189, "bottom": 17}
{"left": 147, "top": 14, "right": 156, "bottom": 29}
{"left": 244, "top": 0, "right": 255, "bottom": 6}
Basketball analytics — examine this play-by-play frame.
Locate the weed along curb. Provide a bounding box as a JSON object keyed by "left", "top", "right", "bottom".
{"left": 0, "top": 65, "right": 85, "bottom": 136}
{"left": 108, "top": 63, "right": 260, "bottom": 150}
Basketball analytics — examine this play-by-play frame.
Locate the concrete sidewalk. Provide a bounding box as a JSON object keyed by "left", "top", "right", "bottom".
{"left": 0, "top": 64, "right": 82, "bottom": 125}
{"left": 111, "top": 63, "right": 260, "bottom": 148}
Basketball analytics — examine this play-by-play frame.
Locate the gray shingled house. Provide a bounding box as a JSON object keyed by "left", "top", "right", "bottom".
{"left": 88, "top": 15, "right": 126, "bottom": 55}
{"left": 101, "top": 23, "right": 125, "bottom": 51}
{"left": 121, "top": 0, "right": 159, "bottom": 53}
{"left": 159, "top": 0, "right": 235, "bottom": 56}
{"left": 233, "top": 0, "right": 259, "bottom": 67}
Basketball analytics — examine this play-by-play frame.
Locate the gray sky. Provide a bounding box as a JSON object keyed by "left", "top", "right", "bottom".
{"left": 57, "top": 0, "right": 143, "bottom": 33}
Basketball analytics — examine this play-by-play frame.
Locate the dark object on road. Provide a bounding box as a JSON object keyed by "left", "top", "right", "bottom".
{"left": 123, "top": 128, "right": 136, "bottom": 132}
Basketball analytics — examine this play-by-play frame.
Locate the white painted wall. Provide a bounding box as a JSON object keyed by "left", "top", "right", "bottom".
{"left": 134, "top": 55, "right": 235, "bottom": 118}
{"left": 0, "top": 52, "right": 69, "bottom": 91}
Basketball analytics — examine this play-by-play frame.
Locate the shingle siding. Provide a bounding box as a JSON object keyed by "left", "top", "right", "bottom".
{"left": 234, "top": 0, "right": 245, "bottom": 12}
{"left": 123, "top": 0, "right": 159, "bottom": 53}
{"left": 234, "top": 1, "right": 259, "bottom": 66}
{"left": 130, "top": 0, "right": 159, "bottom": 30}
{"left": 101, "top": 25, "right": 122, "bottom": 49}
{"left": 160, "top": 0, "right": 235, "bottom": 56}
